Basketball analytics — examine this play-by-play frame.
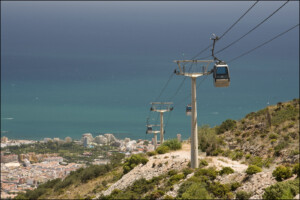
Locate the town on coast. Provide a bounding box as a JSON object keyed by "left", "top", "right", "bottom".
{"left": 0, "top": 133, "right": 182, "bottom": 199}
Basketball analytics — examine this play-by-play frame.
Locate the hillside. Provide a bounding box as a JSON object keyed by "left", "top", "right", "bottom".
{"left": 217, "top": 98, "right": 299, "bottom": 164}
{"left": 14, "top": 99, "right": 300, "bottom": 200}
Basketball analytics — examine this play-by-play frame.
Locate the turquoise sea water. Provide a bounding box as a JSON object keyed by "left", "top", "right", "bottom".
{"left": 1, "top": 2, "right": 299, "bottom": 141}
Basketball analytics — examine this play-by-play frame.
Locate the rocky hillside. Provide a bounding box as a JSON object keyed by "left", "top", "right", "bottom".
{"left": 220, "top": 98, "right": 299, "bottom": 164}
{"left": 14, "top": 99, "right": 300, "bottom": 200}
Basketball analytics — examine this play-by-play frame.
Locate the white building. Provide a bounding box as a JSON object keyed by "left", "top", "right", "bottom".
{"left": 94, "top": 135, "right": 108, "bottom": 144}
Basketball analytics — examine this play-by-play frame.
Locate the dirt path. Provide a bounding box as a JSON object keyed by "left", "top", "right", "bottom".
{"left": 182, "top": 142, "right": 248, "bottom": 172}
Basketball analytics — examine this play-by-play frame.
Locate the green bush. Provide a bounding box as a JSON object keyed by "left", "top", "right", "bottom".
{"left": 263, "top": 178, "right": 299, "bottom": 200}
{"left": 236, "top": 190, "right": 252, "bottom": 200}
{"left": 194, "top": 167, "right": 218, "bottom": 180}
{"left": 245, "top": 153, "right": 251, "bottom": 159}
{"left": 168, "top": 173, "right": 185, "bottom": 185}
{"left": 230, "top": 182, "right": 241, "bottom": 191}
{"left": 216, "top": 119, "right": 237, "bottom": 134}
{"left": 249, "top": 156, "right": 263, "bottom": 167}
{"left": 292, "top": 163, "right": 300, "bottom": 177}
{"left": 123, "top": 154, "right": 149, "bottom": 174}
{"left": 198, "top": 125, "right": 224, "bottom": 156}
{"left": 274, "top": 141, "right": 288, "bottom": 156}
{"left": 182, "top": 168, "right": 193, "bottom": 177}
{"left": 199, "top": 159, "right": 208, "bottom": 168}
{"left": 146, "top": 151, "right": 157, "bottom": 156}
{"left": 168, "top": 169, "right": 178, "bottom": 176}
{"left": 164, "top": 195, "right": 174, "bottom": 199}
{"left": 231, "top": 150, "right": 243, "bottom": 160}
{"left": 219, "top": 167, "right": 234, "bottom": 175}
{"left": 156, "top": 145, "right": 170, "bottom": 154}
{"left": 180, "top": 182, "right": 212, "bottom": 199}
{"left": 246, "top": 165, "right": 262, "bottom": 175}
{"left": 272, "top": 165, "right": 292, "bottom": 181}
{"left": 211, "top": 148, "right": 224, "bottom": 156}
{"left": 208, "top": 181, "right": 230, "bottom": 198}
{"left": 149, "top": 190, "right": 165, "bottom": 199}
{"left": 269, "top": 133, "right": 278, "bottom": 140}
{"left": 162, "top": 139, "right": 182, "bottom": 150}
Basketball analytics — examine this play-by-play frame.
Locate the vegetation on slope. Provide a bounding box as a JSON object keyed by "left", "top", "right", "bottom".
{"left": 263, "top": 177, "right": 299, "bottom": 200}
{"left": 198, "top": 99, "right": 299, "bottom": 166}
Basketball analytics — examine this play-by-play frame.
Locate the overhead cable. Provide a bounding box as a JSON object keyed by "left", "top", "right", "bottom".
{"left": 228, "top": 23, "right": 299, "bottom": 63}
{"left": 215, "top": 0, "right": 289, "bottom": 55}
{"left": 191, "top": 0, "right": 259, "bottom": 60}
{"left": 154, "top": 73, "right": 175, "bottom": 102}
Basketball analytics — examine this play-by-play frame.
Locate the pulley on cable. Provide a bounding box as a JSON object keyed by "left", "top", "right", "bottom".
{"left": 211, "top": 34, "right": 230, "bottom": 87}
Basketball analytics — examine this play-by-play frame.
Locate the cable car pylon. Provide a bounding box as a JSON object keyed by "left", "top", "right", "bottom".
{"left": 146, "top": 124, "right": 160, "bottom": 149}
{"left": 146, "top": 118, "right": 160, "bottom": 149}
{"left": 150, "top": 102, "right": 173, "bottom": 145}
{"left": 174, "top": 59, "right": 214, "bottom": 169}
{"left": 173, "top": 34, "right": 231, "bottom": 169}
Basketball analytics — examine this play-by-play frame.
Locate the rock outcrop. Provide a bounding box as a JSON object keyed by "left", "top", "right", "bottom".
{"left": 96, "top": 150, "right": 190, "bottom": 198}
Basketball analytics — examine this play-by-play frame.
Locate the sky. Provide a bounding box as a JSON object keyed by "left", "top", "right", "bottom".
{"left": 1, "top": 1, "right": 299, "bottom": 140}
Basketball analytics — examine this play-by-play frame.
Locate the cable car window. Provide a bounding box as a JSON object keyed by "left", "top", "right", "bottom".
{"left": 216, "top": 67, "right": 229, "bottom": 79}
{"left": 216, "top": 67, "right": 228, "bottom": 75}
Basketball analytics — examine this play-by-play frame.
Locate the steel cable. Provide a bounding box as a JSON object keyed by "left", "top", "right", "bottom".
{"left": 228, "top": 23, "right": 299, "bottom": 63}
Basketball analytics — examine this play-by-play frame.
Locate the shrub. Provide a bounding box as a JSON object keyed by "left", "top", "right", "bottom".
{"left": 222, "top": 149, "right": 232, "bottom": 157}
{"left": 156, "top": 145, "right": 170, "bottom": 154}
{"left": 182, "top": 168, "right": 193, "bottom": 177}
{"left": 269, "top": 133, "right": 278, "bottom": 140}
{"left": 245, "top": 153, "right": 251, "bottom": 159}
{"left": 211, "top": 148, "right": 224, "bottom": 156}
{"left": 180, "top": 182, "right": 212, "bottom": 199}
{"left": 292, "top": 163, "right": 300, "bottom": 177}
{"left": 149, "top": 190, "right": 165, "bottom": 199}
{"left": 249, "top": 156, "right": 263, "bottom": 167}
{"left": 231, "top": 150, "right": 243, "bottom": 160}
{"left": 168, "top": 173, "right": 185, "bottom": 185}
{"left": 230, "top": 182, "right": 241, "bottom": 191}
{"left": 199, "top": 159, "right": 208, "bottom": 168}
{"left": 198, "top": 125, "right": 224, "bottom": 156}
{"left": 164, "top": 195, "right": 174, "bottom": 199}
{"left": 146, "top": 151, "right": 157, "bottom": 156}
{"left": 274, "top": 141, "right": 288, "bottom": 156}
{"left": 263, "top": 178, "right": 299, "bottom": 200}
{"left": 272, "top": 165, "right": 292, "bottom": 181}
{"left": 123, "top": 154, "right": 148, "bottom": 174}
{"left": 246, "top": 165, "right": 262, "bottom": 175}
{"left": 194, "top": 167, "right": 218, "bottom": 180}
{"left": 216, "top": 119, "right": 237, "bottom": 134}
{"left": 168, "top": 169, "right": 178, "bottom": 176}
{"left": 208, "top": 181, "right": 230, "bottom": 198}
{"left": 236, "top": 190, "right": 252, "bottom": 200}
{"left": 262, "top": 157, "right": 274, "bottom": 168}
{"left": 270, "top": 139, "right": 277, "bottom": 144}
{"left": 219, "top": 167, "right": 234, "bottom": 175}
{"left": 102, "top": 180, "right": 107, "bottom": 187}
{"left": 162, "top": 139, "right": 182, "bottom": 150}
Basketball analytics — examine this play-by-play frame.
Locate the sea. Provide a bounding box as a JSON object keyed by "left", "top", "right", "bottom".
{"left": 1, "top": 1, "right": 299, "bottom": 141}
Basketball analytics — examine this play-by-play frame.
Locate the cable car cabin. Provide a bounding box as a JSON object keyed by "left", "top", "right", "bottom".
{"left": 146, "top": 126, "right": 153, "bottom": 134}
{"left": 186, "top": 105, "right": 192, "bottom": 116}
{"left": 213, "top": 63, "right": 230, "bottom": 87}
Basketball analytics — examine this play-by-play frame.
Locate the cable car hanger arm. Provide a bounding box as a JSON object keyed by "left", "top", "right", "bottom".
{"left": 211, "top": 34, "right": 221, "bottom": 63}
